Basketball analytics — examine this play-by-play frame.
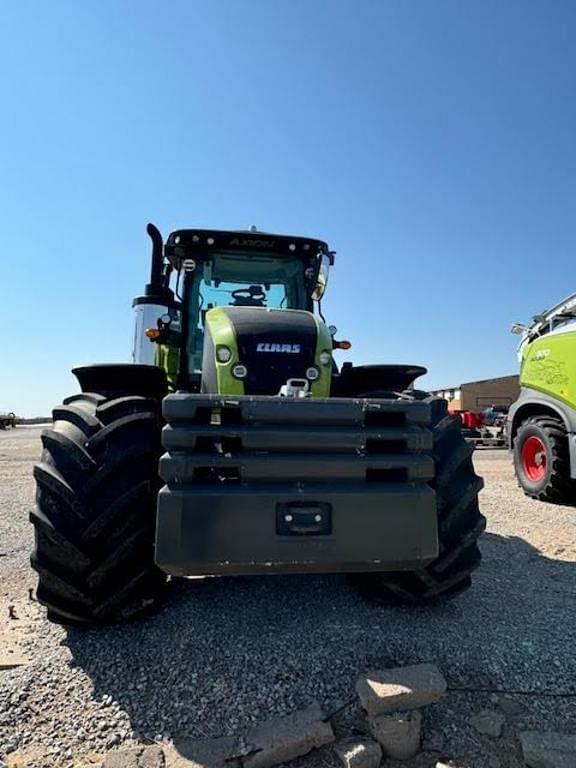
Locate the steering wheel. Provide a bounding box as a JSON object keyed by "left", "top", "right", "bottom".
{"left": 231, "top": 285, "right": 267, "bottom": 306}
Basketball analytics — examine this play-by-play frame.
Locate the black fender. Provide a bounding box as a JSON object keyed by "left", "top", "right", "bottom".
{"left": 72, "top": 364, "right": 168, "bottom": 399}
{"left": 333, "top": 364, "right": 428, "bottom": 397}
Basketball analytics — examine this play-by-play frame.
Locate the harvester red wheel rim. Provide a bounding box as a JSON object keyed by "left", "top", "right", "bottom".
{"left": 521, "top": 435, "right": 547, "bottom": 482}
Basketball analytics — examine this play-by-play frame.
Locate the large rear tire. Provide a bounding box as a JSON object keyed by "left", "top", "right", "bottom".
{"left": 354, "top": 397, "right": 486, "bottom": 602}
{"left": 31, "top": 393, "right": 166, "bottom": 625}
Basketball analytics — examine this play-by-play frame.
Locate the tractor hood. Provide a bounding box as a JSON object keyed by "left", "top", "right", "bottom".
{"left": 202, "top": 307, "right": 332, "bottom": 397}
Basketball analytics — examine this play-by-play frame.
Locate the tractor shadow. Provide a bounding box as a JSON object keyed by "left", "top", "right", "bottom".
{"left": 63, "top": 532, "right": 576, "bottom": 743}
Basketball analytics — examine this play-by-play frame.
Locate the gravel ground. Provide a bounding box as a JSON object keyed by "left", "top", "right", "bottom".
{"left": 1, "top": 427, "right": 575, "bottom": 768}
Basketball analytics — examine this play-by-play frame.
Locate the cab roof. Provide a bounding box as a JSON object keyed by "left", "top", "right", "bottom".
{"left": 165, "top": 228, "right": 332, "bottom": 267}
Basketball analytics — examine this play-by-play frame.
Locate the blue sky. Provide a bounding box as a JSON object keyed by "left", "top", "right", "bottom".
{"left": 1, "top": 1, "right": 575, "bottom": 415}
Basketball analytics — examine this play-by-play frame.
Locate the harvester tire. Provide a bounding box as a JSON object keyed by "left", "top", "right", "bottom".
{"left": 31, "top": 393, "right": 166, "bottom": 626}
{"left": 354, "top": 397, "right": 485, "bottom": 602}
{"left": 513, "top": 415, "right": 574, "bottom": 503}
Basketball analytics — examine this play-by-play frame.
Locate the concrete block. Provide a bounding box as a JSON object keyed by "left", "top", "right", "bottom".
{"left": 368, "top": 710, "right": 422, "bottom": 761}
{"left": 469, "top": 709, "right": 505, "bottom": 737}
{"left": 164, "top": 736, "right": 241, "bottom": 768}
{"left": 356, "top": 664, "right": 446, "bottom": 715}
{"left": 334, "top": 736, "right": 382, "bottom": 768}
{"left": 520, "top": 731, "right": 576, "bottom": 768}
{"left": 243, "top": 702, "right": 334, "bottom": 768}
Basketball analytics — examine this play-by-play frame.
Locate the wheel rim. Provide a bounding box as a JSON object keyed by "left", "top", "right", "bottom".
{"left": 521, "top": 435, "right": 548, "bottom": 482}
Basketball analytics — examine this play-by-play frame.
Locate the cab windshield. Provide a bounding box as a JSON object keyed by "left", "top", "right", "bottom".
{"left": 187, "top": 252, "right": 309, "bottom": 372}
{"left": 200, "top": 280, "right": 288, "bottom": 310}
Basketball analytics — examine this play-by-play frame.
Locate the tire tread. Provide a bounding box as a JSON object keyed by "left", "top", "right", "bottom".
{"left": 514, "top": 415, "right": 574, "bottom": 503}
{"left": 354, "top": 394, "right": 485, "bottom": 603}
{"left": 31, "top": 393, "right": 165, "bottom": 625}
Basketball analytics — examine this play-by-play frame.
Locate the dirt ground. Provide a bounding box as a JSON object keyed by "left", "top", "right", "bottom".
{"left": 1, "top": 427, "right": 575, "bottom": 768}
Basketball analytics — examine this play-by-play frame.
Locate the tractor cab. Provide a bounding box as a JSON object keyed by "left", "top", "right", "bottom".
{"left": 133, "top": 225, "right": 334, "bottom": 393}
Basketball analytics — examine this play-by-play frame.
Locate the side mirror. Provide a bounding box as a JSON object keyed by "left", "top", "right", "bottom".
{"left": 312, "top": 254, "right": 331, "bottom": 301}
{"left": 511, "top": 323, "right": 527, "bottom": 335}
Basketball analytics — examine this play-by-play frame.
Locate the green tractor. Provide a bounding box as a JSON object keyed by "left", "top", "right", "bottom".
{"left": 510, "top": 294, "right": 576, "bottom": 503}
{"left": 31, "top": 224, "right": 485, "bottom": 625}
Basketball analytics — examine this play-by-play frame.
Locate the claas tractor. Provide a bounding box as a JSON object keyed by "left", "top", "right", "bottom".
{"left": 510, "top": 293, "right": 576, "bottom": 502}
{"left": 31, "top": 224, "right": 485, "bottom": 625}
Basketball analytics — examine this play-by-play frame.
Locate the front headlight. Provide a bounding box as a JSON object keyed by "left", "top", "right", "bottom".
{"left": 319, "top": 350, "right": 331, "bottom": 366}
{"left": 216, "top": 346, "right": 232, "bottom": 363}
{"left": 306, "top": 366, "right": 320, "bottom": 381}
{"left": 232, "top": 364, "right": 247, "bottom": 379}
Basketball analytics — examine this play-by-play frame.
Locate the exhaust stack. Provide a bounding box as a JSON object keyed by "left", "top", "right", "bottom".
{"left": 131, "top": 223, "right": 175, "bottom": 365}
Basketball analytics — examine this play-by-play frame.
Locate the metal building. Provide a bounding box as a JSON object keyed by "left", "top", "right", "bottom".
{"left": 429, "top": 375, "right": 520, "bottom": 412}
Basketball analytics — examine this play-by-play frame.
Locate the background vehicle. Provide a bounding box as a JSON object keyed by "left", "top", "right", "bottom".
{"left": 0, "top": 412, "right": 17, "bottom": 429}
{"left": 509, "top": 294, "right": 576, "bottom": 502}
{"left": 451, "top": 410, "right": 506, "bottom": 448}
{"left": 31, "top": 224, "right": 485, "bottom": 625}
{"left": 482, "top": 405, "right": 509, "bottom": 428}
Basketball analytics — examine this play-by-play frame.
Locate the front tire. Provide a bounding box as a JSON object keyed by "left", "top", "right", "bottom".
{"left": 513, "top": 416, "right": 574, "bottom": 503}
{"left": 31, "top": 393, "right": 166, "bottom": 625}
{"left": 354, "top": 397, "right": 485, "bottom": 602}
